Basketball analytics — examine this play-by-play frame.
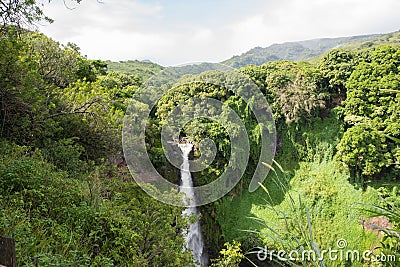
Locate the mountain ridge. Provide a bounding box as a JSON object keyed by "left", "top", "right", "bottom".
{"left": 221, "top": 32, "right": 389, "bottom": 67}
{"left": 107, "top": 30, "right": 400, "bottom": 72}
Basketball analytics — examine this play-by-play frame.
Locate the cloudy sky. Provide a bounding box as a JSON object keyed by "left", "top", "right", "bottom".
{"left": 39, "top": 0, "right": 400, "bottom": 66}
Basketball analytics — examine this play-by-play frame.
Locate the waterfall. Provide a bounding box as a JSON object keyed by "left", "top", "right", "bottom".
{"left": 179, "top": 143, "right": 208, "bottom": 266}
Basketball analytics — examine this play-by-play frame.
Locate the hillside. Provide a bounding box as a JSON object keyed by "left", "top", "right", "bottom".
{"left": 105, "top": 31, "right": 400, "bottom": 73}
{"left": 221, "top": 32, "right": 394, "bottom": 68}
{"left": 105, "top": 59, "right": 163, "bottom": 80}
{"left": 341, "top": 30, "right": 400, "bottom": 50}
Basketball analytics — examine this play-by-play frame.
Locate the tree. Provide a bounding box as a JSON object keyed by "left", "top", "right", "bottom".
{"left": 210, "top": 241, "right": 244, "bottom": 267}
{"left": 0, "top": 0, "right": 81, "bottom": 31}
{"left": 24, "top": 32, "right": 94, "bottom": 88}
{"left": 261, "top": 61, "right": 327, "bottom": 125}
{"left": 277, "top": 71, "right": 326, "bottom": 125}
{"left": 336, "top": 123, "right": 391, "bottom": 176}
{"left": 336, "top": 45, "right": 400, "bottom": 178}
{"left": 318, "top": 49, "right": 357, "bottom": 97}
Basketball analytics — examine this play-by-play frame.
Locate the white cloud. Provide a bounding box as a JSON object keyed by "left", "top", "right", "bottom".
{"left": 41, "top": 0, "right": 163, "bottom": 38}
{"left": 73, "top": 29, "right": 172, "bottom": 61}
{"left": 224, "top": 0, "right": 400, "bottom": 57}
{"left": 39, "top": 0, "right": 400, "bottom": 66}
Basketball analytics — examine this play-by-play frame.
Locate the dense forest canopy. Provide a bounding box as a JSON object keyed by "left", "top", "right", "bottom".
{"left": 0, "top": 1, "right": 399, "bottom": 266}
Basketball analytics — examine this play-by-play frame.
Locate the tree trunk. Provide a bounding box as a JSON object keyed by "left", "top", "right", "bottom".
{"left": 0, "top": 236, "right": 16, "bottom": 267}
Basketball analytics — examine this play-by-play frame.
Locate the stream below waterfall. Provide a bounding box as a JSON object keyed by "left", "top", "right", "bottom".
{"left": 179, "top": 143, "right": 209, "bottom": 266}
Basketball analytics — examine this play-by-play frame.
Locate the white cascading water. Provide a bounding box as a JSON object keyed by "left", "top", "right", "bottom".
{"left": 178, "top": 143, "right": 208, "bottom": 266}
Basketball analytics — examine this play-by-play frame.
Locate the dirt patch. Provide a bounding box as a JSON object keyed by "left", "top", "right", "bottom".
{"left": 361, "top": 216, "right": 392, "bottom": 238}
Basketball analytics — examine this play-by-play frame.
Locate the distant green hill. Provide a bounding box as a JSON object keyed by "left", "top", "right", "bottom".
{"left": 106, "top": 31, "right": 400, "bottom": 72}
{"left": 222, "top": 31, "right": 400, "bottom": 68}
{"left": 106, "top": 60, "right": 163, "bottom": 80}
{"left": 340, "top": 30, "right": 400, "bottom": 50}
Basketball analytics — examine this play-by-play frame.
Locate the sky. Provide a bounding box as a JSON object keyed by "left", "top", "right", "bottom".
{"left": 39, "top": 0, "right": 400, "bottom": 66}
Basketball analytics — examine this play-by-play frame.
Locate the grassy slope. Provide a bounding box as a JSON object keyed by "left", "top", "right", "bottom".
{"left": 105, "top": 60, "right": 163, "bottom": 80}
{"left": 215, "top": 112, "right": 381, "bottom": 266}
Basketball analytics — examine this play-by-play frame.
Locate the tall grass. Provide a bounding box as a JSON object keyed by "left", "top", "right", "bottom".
{"left": 244, "top": 160, "right": 325, "bottom": 267}
{"left": 238, "top": 159, "right": 380, "bottom": 267}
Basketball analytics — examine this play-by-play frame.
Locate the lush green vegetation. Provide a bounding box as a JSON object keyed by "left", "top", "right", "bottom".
{"left": 0, "top": 141, "right": 193, "bottom": 266}
{"left": 216, "top": 113, "right": 380, "bottom": 266}
{"left": 214, "top": 47, "right": 400, "bottom": 266}
{"left": 105, "top": 60, "right": 163, "bottom": 82}
{"left": 1, "top": 2, "right": 399, "bottom": 266}
{"left": 0, "top": 26, "right": 196, "bottom": 266}
{"left": 139, "top": 44, "right": 399, "bottom": 266}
